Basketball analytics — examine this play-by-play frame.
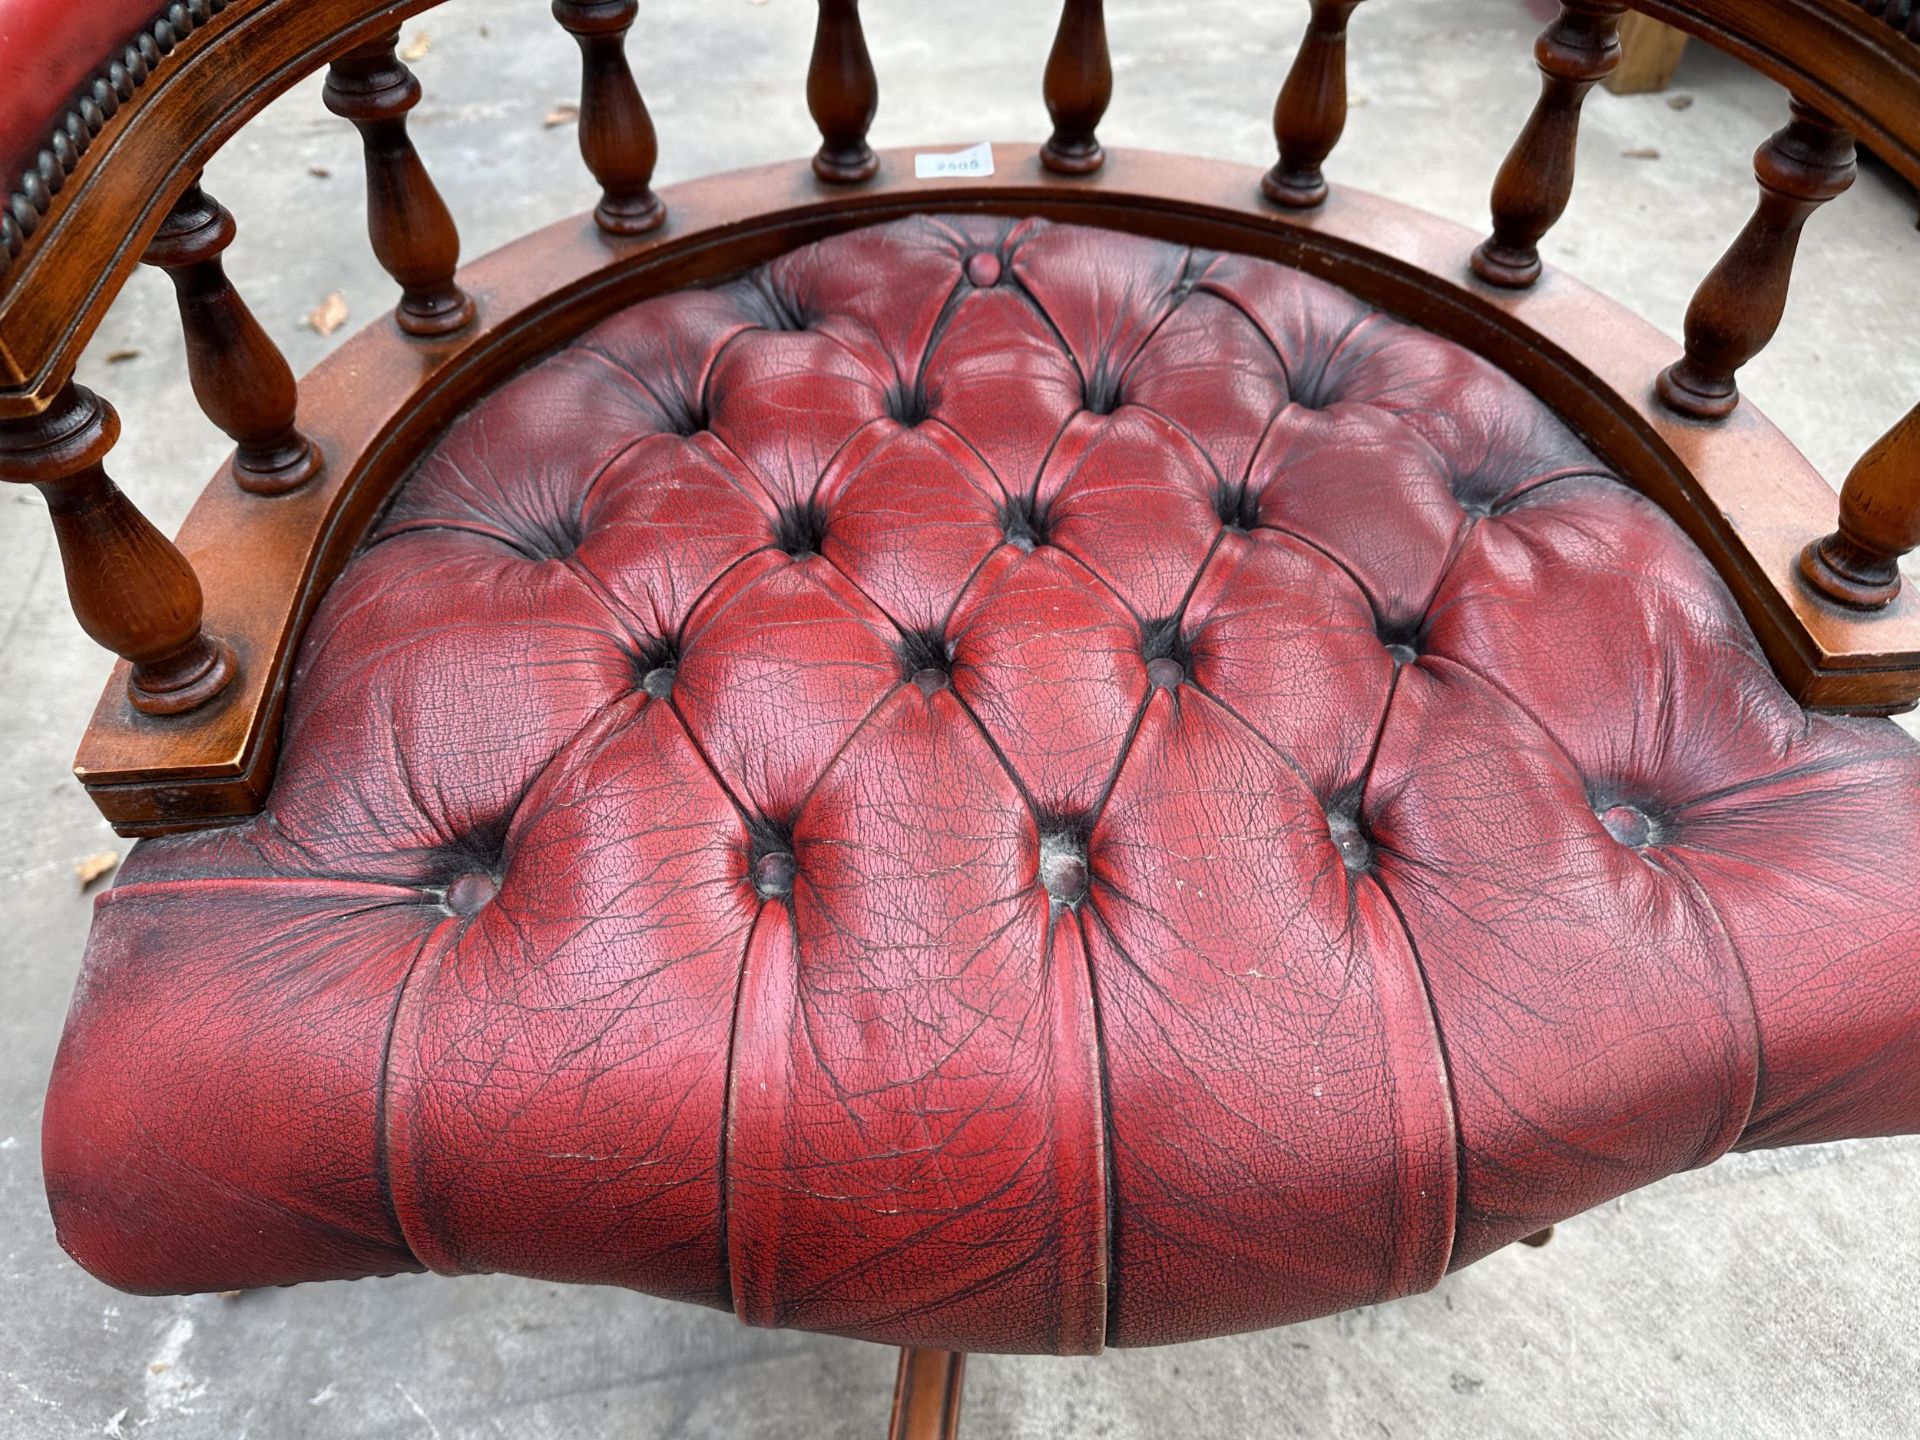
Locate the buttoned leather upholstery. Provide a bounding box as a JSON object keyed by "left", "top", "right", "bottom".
{"left": 43, "top": 216, "right": 1920, "bottom": 1354}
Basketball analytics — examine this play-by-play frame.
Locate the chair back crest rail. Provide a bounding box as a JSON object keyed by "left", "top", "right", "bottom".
{"left": 0, "top": 0, "right": 1916, "bottom": 834}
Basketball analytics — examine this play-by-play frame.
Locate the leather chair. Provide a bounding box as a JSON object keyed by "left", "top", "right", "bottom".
{"left": 3, "top": 1, "right": 1918, "bottom": 1434}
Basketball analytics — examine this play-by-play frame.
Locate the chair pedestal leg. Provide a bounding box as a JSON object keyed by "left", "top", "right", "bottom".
{"left": 888, "top": 1348, "right": 966, "bottom": 1440}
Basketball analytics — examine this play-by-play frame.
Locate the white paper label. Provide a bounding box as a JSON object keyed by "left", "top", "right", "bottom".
{"left": 914, "top": 143, "right": 996, "bottom": 180}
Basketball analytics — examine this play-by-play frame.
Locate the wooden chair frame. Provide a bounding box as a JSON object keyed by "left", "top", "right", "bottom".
{"left": 2, "top": 2, "right": 1919, "bottom": 1431}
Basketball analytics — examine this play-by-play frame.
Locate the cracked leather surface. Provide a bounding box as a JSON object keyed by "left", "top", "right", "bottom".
{"left": 43, "top": 215, "right": 1920, "bottom": 1354}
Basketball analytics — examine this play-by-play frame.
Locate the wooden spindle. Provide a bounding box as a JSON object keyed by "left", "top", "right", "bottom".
{"left": 1470, "top": 0, "right": 1627, "bottom": 289}
{"left": 142, "top": 182, "right": 322, "bottom": 496}
{"left": 1657, "top": 101, "right": 1856, "bottom": 420}
{"left": 1264, "top": 0, "right": 1366, "bottom": 209}
{"left": 551, "top": 0, "right": 664, "bottom": 234}
{"left": 1799, "top": 404, "right": 1920, "bottom": 610}
{"left": 323, "top": 31, "right": 476, "bottom": 337}
{"left": 0, "top": 384, "right": 236, "bottom": 716}
{"left": 808, "top": 0, "right": 879, "bottom": 184}
{"left": 888, "top": 1349, "right": 965, "bottom": 1440}
{"left": 1041, "top": 0, "right": 1111, "bottom": 176}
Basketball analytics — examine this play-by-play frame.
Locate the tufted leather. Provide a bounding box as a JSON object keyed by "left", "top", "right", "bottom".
{"left": 43, "top": 216, "right": 1920, "bottom": 1353}
{"left": 0, "top": 0, "right": 166, "bottom": 184}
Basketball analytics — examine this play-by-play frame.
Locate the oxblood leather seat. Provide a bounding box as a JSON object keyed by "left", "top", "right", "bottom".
{"left": 42, "top": 216, "right": 1920, "bottom": 1354}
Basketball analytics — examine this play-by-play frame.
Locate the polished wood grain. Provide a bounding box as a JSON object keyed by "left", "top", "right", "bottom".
{"left": 1041, "top": 0, "right": 1111, "bottom": 175}
{"left": 142, "top": 181, "right": 322, "bottom": 495}
{"left": 1657, "top": 100, "right": 1855, "bottom": 419}
{"left": 0, "top": 383, "right": 235, "bottom": 716}
{"left": 552, "top": 0, "right": 664, "bottom": 234}
{"left": 323, "top": 29, "right": 476, "bottom": 337}
{"left": 1802, "top": 404, "right": 1920, "bottom": 609}
{"left": 1473, "top": 0, "right": 1627, "bottom": 288}
{"left": 808, "top": 0, "right": 879, "bottom": 184}
{"left": 1264, "top": 0, "right": 1366, "bottom": 209}
{"left": 888, "top": 1350, "right": 965, "bottom": 1440}
{"left": 63, "top": 148, "right": 1920, "bottom": 832}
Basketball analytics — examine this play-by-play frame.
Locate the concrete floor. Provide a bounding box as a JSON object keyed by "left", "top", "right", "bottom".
{"left": 3, "top": 0, "right": 1919, "bottom": 1435}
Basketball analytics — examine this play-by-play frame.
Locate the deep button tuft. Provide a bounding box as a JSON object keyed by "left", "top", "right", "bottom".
{"left": 1082, "top": 364, "right": 1124, "bottom": 416}
{"left": 1287, "top": 359, "right": 1342, "bottom": 411}
{"left": 658, "top": 390, "right": 708, "bottom": 438}
{"left": 1375, "top": 615, "right": 1424, "bottom": 664}
{"left": 885, "top": 381, "right": 932, "bottom": 428}
{"left": 630, "top": 636, "right": 680, "bottom": 697}
{"left": 1038, "top": 830, "right": 1090, "bottom": 905}
{"left": 1000, "top": 493, "right": 1050, "bottom": 552}
{"left": 1326, "top": 809, "right": 1375, "bottom": 875}
{"left": 897, "top": 628, "right": 952, "bottom": 694}
{"left": 756, "top": 283, "right": 811, "bottom": 332}
{"left": 1599, "top": 802, "right": 1661, "bottom": 849}
{"left": 1140, "top": 616, "right": 1192, "bottom": 688}
{"left": 747, "top": 817, "right": 798, "bottom": 900}
{"left": 444, "top": 872, "right": 498, "bottom": 916}
{"left": 511, "top": 511, "right": 585, "bottom": 563}
{"left": 773, "top": 500, "right": 830, "bottom": 558}
{"left": 1214, "top": 480, "right": 1262, "bottom": 533}
{"left": 965, "top": 251, "right": 1003, "bottom": 287}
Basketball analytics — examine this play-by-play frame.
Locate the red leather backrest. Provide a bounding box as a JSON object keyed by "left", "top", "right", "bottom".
{"left": 0, "top": 0, "right": 165, "bottom": 183}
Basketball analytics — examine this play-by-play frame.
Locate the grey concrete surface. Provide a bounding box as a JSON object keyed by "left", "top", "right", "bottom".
{"left": 3, "top": 1, "right": 1919, "bottom": 1435}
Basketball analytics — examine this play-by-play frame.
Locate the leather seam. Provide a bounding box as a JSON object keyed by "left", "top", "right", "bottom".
{"left": 1072, "top": 902, "right": 1119, "bottom": 1352}
{"left": 1657, "top": 849, "right": 1770, "bottom": 1159}
{"left": 714, "top": 875, "right": 771, "bottom": 1314}
{"left": 372, "top": 914, "right": 460, "bottom": 1274}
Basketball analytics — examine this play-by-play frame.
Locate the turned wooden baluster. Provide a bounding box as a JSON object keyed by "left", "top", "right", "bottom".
{"left": 0, "top": 384, "right": 236, "bottom": 715}
{"left": 552, "top": 0, "right": 664, "bottom": 233}
{"left": 1042, "top": 0, "right": 1111, "bottom": 175}
{"left": 1471, "top": 0, "right": 1627, "bottom": 288}
{"left": 323, "top": 31, "right": 476, "bottom": 337}
{"left": 1657, "top": 101, "right": 1856, "bottom": 420}
{"left": 809, "top": 0, "right": 878, "bottom": 183}
{"left": 142, "top": 182, "right": 322, "bottom": 496}
{"left": 1800, "top": 404, "right": 1920, "bottom": 610}
{"left": 1264, "top": 0, "right": 1367, "bottom": 208}
{"left": 888, "top": 1349, "right": 965, "bottom": 1440}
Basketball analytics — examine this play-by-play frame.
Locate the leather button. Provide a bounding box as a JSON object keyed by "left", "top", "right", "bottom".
{"left": 642, "top": 665, "right": 676, "bottom": 699}
{"left": 445, "top": 872, "right": 498, "bottom": 916}
{"left": 966, "top": 251, "right": 1002, "bottom": 287}
{"left": 1599, "top": 803, "right": 1655, "bottom": 848}
{"left": 1327, "top": 812, "right": 1373, "bottom": 874}
{"left": 1039, "top": 833, "right": 1089, "bottom": 904}
{"left": 1001, "top": 495, "right": 1047, "bottom": 552}
{"left": 753, "top": 850, "right": 796, "bottom": 899}
{"left": 1146, "top": 657, "right": 1185, "bottom": 690}
{"left": 912, "top": 667, "right": 949, "bottom": 695}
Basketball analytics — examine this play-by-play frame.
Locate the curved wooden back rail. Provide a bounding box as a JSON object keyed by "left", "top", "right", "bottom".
{"left": 0, "top": 0, "right": 1917, "bottom": 835}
